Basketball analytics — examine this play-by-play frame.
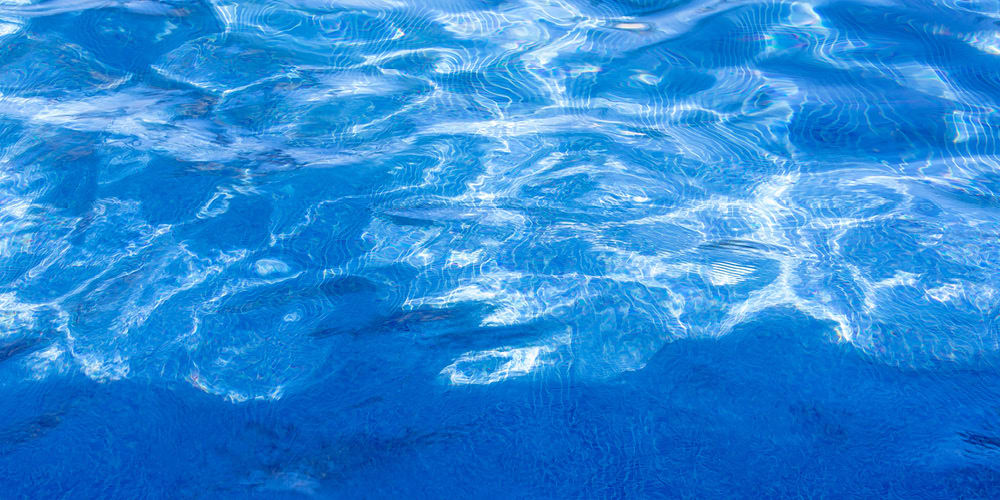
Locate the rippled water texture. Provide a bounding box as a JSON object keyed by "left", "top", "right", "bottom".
{"left": 2, "top": 0, "right": 1000, "bottom": 496}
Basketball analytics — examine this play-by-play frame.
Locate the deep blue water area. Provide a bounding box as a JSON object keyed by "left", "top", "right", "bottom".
{"left": 1, "top": 0, "right": 1000, "bottom": 497}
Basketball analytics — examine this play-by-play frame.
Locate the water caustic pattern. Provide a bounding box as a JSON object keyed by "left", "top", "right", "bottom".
{"left": 5, "top": 1, "right": 1000, "bottom": 496}
{"left": 0, "top": 0, "right": 999, "bottom": 401}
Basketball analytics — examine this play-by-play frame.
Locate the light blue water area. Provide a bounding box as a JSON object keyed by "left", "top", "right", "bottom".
{"left": 1, "top": 0, "right": 1000, "bottom": 497}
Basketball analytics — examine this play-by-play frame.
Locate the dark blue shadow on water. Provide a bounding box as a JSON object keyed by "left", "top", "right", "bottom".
{"left": 2, "top": 310, "right": 999, "bottom": 499}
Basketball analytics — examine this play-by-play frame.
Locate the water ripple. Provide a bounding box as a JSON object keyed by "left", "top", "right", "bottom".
{"left": 0, "top": 0, "right": 998, "bottom": 399}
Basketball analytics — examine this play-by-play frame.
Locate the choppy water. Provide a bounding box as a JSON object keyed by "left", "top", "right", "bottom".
{"left": 1, "top": 0, "right": 1000, "bottom": 496}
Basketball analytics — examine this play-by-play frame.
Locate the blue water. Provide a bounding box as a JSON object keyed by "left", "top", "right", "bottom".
{"left": 1, "top": 0, "right": 1000, "bottom": 496}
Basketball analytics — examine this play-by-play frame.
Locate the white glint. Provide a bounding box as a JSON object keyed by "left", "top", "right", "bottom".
{"left": 788, "top": 2, "right": 821, "bottom": 26}
{"left": 74, "top": 352, "right": 129, "bottom": 381}
{"left": 446, "top": 249, "right": 483, "bottom": 267}
{"left": 966, "top": 31, "right": 1000, "bottom": 55}
{"left": 27, "top": 345, "right": 69, "bottom": 380}
{"left": 612, "top": 22, "right": 650, "bottom": 31}
{"left": 706, "top": 261, "right": 757, "bottom": 286}
{"left": 254, "top": 258, "right": 291, "bottom": 276}
{"left": 197, "top": 190, "right": 233, "bottom": 219}
{"left": 926, "top": 283, "right": 963, "bottom": 303}
{"left": 0, "top": 292, "right": 39, "bottom": 333}
{"left": 853, "top": 269, "right": 920, "bottom": 312}
{"left": 894, "top": 63, "right": 957, "bottom": 101}
{"left": 442, "top": 342, "right": 561, "bottom": 385}
{"left": 0, "top": 20, "right": 19, "bottom": 36}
